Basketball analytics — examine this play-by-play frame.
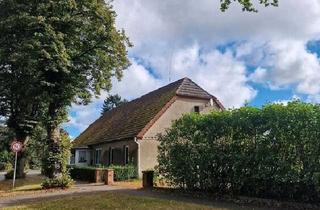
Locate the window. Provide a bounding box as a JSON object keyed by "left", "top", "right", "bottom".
{"left": 70, "top": 154, "right": 75, "bottom": 164}
{"left": 95, "top": 149, "right": 102, "bottom": 165}
{"left": 194, "top": 106, "right": 200, "bottom": 113}
{"left": 109, "top": 147, "right": 114, "bottom": 165}
{"left": 78, "top": 150, "right": 87, "bottom": 163}
{"left": 124, "top": 146, "right": 129, "bottom": 165}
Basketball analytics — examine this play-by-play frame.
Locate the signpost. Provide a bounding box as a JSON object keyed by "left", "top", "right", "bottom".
{"left": 10, "top": 140, "right": 23, "bottom": 189}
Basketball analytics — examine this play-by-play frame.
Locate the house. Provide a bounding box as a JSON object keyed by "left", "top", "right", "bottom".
{"left": 71, "top": 77, "right": 224, "bottom": 176}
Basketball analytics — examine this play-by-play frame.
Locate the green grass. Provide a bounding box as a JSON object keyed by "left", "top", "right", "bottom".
{"left": 0, "top": 174, "right": 43, "bottom": 196}
{"left": 4, "top": 192, "right": 252, "bottom": 210}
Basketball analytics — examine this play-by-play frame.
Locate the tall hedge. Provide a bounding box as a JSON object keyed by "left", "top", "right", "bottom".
{"left": 157, "top": 102, "right": 320, "bottom": 202}
{"left": 109, "top": 165, "right": 138, "bottom": 181}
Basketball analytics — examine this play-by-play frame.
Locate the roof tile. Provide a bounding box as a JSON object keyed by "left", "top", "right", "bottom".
{"left": 72, "top": 77, "right": 223, "bottom": 147}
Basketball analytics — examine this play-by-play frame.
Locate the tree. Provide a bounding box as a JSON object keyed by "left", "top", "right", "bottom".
{"left": 0, "top": 126, "right": 12, "bottom": 171}
{"left": 0, "top": 81, "right": 45, "bottom": 177}
{"left": 220, "top": 0, "right": 279, "bottom": 12}
{"left": 101, "top": 94, "right": 128, "bottom": 114}
{"left": 0, "top": 0, "right": 130, "bottom": 180}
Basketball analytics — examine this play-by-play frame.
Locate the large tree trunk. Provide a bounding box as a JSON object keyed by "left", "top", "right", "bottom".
{"left": 16, "top": 151, "right": 27, "bottom": 178}
{"left": 43, "top": 103, "right": 63, "bottom": 179}
{"left": 46, "top": 125, "right": 62, "bottom": 178}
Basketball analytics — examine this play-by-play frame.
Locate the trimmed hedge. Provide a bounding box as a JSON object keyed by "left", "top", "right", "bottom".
{"left": 69, "top": 166, "right": 105, "bottom": 182}
{"left": 158, "top": 102, "right": 320, "bottom": 203}
{"left": 69, "top": 165, "right": 138, "bottom": 182}
{"left": 109, "top": 165, "right": 138, "bottom": 181}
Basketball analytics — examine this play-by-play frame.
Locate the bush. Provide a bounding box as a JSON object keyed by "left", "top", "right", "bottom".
{"left": 0, "top": 162, "right": 11, "bottom": 171}
{"left": 158, "top": 101, "right": 320, "bottom": 203}
{"left": 42, "top": 174, "right": 74, "bottom": 189}
{"left": 68, "top": 165, "right": 110, "bottom": 182}
{"left": 0, "top": 151, "right": 12, "bottom": 171}
{"left": 109, "top": 165, "right": 137, "bottom": 181}
{"left": 69, "top": 166, "right": 102, "bottom": 182}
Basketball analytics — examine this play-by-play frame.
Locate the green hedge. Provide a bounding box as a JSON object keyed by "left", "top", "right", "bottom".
{"left": 69, "top": 165, "right": 137, "bottom": 182}
{"left": 69, "top": 166, "right": 104, "bottom": 182}
{"left": 158, "top": 101, "right": 320, "bottom": 202}
{"left": 109, "top": 165, "right": 137, "bottom": 181}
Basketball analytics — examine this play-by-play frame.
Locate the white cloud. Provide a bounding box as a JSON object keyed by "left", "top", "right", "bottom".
{"left": 65, "top": 59, "right": 163, "bottom": 132}
{"left": 66, "top": 0, "right": 320, "bottom": 135}
{"left": 110, "top": 60, "right": 163, "bottom": 99}
{"left": 112, "top": 0, "right": 320, "bottom": 105}
{"left": 113, "top": 0, "right": 320, "bottom": 46}
{"left": 168, "top": 44, "right": 256, "bottom": 107}
{"left": 249, "top": 40, "right": 320, "bottom": 95}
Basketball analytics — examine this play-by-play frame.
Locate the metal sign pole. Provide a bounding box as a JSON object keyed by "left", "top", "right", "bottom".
{"left": 12, "top": 151, "right": 17, "bottom": 189}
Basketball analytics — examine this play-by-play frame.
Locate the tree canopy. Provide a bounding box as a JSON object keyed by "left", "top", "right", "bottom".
{"left": 220, "top": 0, "right": 279, "bottom": 12}
{"left": 0, "top": 0, "right": 130, "bottom": 180}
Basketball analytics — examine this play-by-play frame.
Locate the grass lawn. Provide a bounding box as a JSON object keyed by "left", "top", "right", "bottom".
{"left": 113, "top": 179, "right": 143, "bottom": 189}
{"left": 0, "top": 174, "right": 43, "bottom": 197}
{"left": 4, "top": 191, "right": 252, "bottom": 210}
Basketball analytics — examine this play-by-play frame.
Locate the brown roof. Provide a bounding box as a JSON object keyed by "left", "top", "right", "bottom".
{"left": 72, "top": 77, "right": 224, "bottom": 147}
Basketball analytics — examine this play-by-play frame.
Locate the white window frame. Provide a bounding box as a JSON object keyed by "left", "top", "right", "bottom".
{"left": 78, "top": 150, "right": 87, "bottom": 163}
{"left": 95, "top": 148, "right": 102, "bottom": 165}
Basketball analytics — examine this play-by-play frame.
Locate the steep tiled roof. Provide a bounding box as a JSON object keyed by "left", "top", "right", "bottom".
{"left": 72, "top": 77, "right": 223, "bottom": 147}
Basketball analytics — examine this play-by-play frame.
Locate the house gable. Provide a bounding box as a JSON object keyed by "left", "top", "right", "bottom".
{"left": 141, "top": 96, "right": 219, "bottom": 140}
{"left": 72, "top": 77, "right": 224, "bottom": 148}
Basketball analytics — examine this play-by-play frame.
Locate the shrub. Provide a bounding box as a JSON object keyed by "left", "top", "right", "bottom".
{"left": 109, "top": 165, "right": 137, "bottom": 181}
{"left": 69, "top": 167, "right": 96, "bottom": 182}
{"left": 158, "top": 101, "right": 320, "bottom": 202}
{"left": 42, "top": 174, "right": 74, "bottom": 189}
{"left": 0, "top": 151, "right": 12, "bottom": 171}
{"left": 69, "top": 166, "right": 103, "bottom": 182}
{"left": 0, "top": 162, "right": 11, "bottom": 171}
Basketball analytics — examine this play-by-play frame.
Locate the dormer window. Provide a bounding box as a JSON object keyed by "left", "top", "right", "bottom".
{"left": 194, "top": 106, "right": 200, "bottom": 113}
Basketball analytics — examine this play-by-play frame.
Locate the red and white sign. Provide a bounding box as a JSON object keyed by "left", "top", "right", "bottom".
{"left": 11, "top": 141, "right": 23, "bottom": 153}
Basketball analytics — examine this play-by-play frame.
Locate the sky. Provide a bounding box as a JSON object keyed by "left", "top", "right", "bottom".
{"left": 64, "top": 0, "right": 320, "bottom": 139}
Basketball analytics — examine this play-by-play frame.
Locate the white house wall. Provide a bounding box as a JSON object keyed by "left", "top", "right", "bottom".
{"left": 139, "top": 96, "right": 219, "bottom": 173}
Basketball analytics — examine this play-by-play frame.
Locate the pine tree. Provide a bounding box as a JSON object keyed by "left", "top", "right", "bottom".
{"left": 101, "top": 94, "right": 128, "bottom": 114}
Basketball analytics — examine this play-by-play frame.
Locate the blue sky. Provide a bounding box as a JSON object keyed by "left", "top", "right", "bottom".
{"left": 64, "top": 0, "right": 320, "bottom": 139}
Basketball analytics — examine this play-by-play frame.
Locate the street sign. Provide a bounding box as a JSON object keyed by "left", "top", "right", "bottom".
{"left": 10, "top": 140, "right": 23, "bottom": 189}
{"left": 11, "top": 141, "right": 23, "bottom": 153}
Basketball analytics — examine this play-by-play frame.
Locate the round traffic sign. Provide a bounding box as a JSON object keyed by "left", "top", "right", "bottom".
{"left": 11, "top": 141, "right": 23, "bottom": 153}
